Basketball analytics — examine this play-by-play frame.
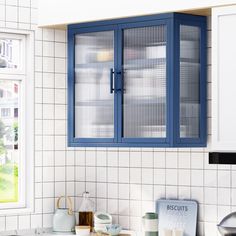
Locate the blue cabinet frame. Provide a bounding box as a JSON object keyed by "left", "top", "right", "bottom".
{"left": 68, "top": 13, "right": 207, "bottom": 147}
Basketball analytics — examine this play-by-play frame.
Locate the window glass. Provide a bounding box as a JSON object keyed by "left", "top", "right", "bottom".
{"left": 0, "top": 80, "right": 19, "bottom": 203}
{"left": 0, "top": 39, "right": 21, "bottom": 69}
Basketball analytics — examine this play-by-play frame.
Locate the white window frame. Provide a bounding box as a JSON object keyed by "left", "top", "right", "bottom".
{"left": 0, "top": 29, "right": 34, "bottom": 214}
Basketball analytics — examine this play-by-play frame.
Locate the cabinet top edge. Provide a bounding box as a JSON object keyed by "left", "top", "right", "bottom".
{"left": 67, "top": 12, "right": 207, "bottom": 31}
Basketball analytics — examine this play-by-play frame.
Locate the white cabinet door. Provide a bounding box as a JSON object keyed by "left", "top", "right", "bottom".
{"left": 212, "top": 5, "right": 236, "bottom": 151}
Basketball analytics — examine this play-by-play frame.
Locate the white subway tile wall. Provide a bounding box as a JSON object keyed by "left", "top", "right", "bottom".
{"left": 0, "top": 1, "right": 231, "bottom": 235}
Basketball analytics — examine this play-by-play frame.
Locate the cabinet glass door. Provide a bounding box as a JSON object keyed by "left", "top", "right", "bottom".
{"left": 179, "top": 25, "right": 200, "bottom": 138}
{"left": 74, "top": 31, "right": 115, "bottom": 138}
{"left": 122, "top": 25, "right": 167, "bottom": 138}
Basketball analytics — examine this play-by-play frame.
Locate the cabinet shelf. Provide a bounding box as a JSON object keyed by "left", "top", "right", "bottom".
{"left": 75, "top": 58, "right": 166, "bottom": 70}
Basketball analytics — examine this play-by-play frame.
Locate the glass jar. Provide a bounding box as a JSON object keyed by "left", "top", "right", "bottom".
{"left": 78, "top": 191, "right": 95, "bottom": 232}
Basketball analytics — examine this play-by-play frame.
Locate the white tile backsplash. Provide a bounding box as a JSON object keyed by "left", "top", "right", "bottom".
{"left": 6, "top": 5, "right": 17, "bottom": 22}
{"left": 42, "top": 135, "right": 54, "bottom": 151}
{"left": 43, "top": 151, "right": 53, "bottom": 165}
{"left": 154, "top": 169, "right": 165, "bottom": 185}
{"left": 55, "top": 29, "right": 66, "bottom": 42}
{"left": 85, "top": 150, "right": 96, "bottom": 166}
{"left": 6, "top": 0, "right": 17, "bottom": 5}
{"left": 55, "top": 166, "right": 65, "bottom": 181}
{"left": 231, "top": 188, "right": 236, "bottom": 205}
{"left": 55, "top": 73, "right": 66, "bottom": 88}
{"left": 107, "top": 151, "right": 118, "bottom": 166}
{"left": 153, "top": 151, "right": 165, "bottom": 168}
{"left": 19, "top": 215, "right": 30, "bottom": 230}
{"left": 204, "top": 169, "right": 217, "bottom": 187}
{"left": 55, "top": 89, "right": 66, "bottom": 104}
{"left": 0, "top": 6, "right": 5, "bottom": 21}
{"left": 218, "top": 170, "right": 231, "bottom": 188}
{"left": 97, "top": 167, "right": 107, "bottom": 182}
{"left": 204, "top": 187, "right": 217, "bottom": 205}
{"left": 142, "top": 168, "right": 153, "bottom": 184}
{"left": 43, "top": 57, "right": 54, "bottom": 73}
{"left": 218, "top": 188, "right": 231, "bottom": 205}
{"left": 178, "top": 186, "right": 191, "bottom": 199}
{"left": 130, "top": 184, "right": 142, "bottom": 200}
{"left": 43, "top": 72, "right": 54, "bottom": 88}
{"left": 43, "top": 41, "right": 54, "bottom": 57}
{"left": 31, "top": 214, "right": 42, "bottom": 228}
{"left": 6, "top": 216, "right": 17, "bottom": 231}
{"left": 107, "top": 199, "right": 118, "bottom": 214}
{"left": 130, "top": 151, "right": 142, "bottom": 167}
{"left": 19, "top": 0, "right": 30, "bottom": 7}
{"left": 191, "top": 186, "right": 204, "bottom": 204}
{"left": 55, "top": 182, "right": 65, "bottom": 197}
{"left": 43, "top": 166, "right": 54, "bottom": 182}
{"left": 35, "top": 56, "right": 43, "bottom": 72}
{"left": 178, "top": 152, "right": 191, "bottom": 169}
{"left": 108, "top": 183, "right": 118, "bottom": 199}
{"left": 6, "top": 21, "right": 17, "bottom": 28}
{"left": 166, "top": 169, "right": 178, "bottom": 185}
{"left": 142, "top": 185, "right": 153, "bottom": 201}
{"left": 86, "top": 166, "right": 96, "bottom": 182}
{"left": 118, "top": 168, "right": 129, "bottom": 183}
{"left": 107, "top": 167, "right": 118, "bottom": 182}
{"left": 130, "top": 168, "right": 141, "bottom": 184}
{"left": 191, "top": 152, "right": 204, "bottom": 169}
{"left": 55, "top": 58, "right": 66, "bottom": 73}
{"left": 119, "top": 184, "right": 129, "bottom": 199}
{"left": 0, "top": 5, "right": 230, "bottom": 236}
{"left": 166, "top": 185, "right": 177, "bottom": 198}
{"left": 19, "top": 7, "right": 30, "bottom": 23}
{"left": 118, "top": 151, "right": 130, "bottom": 167}
{"left": 141, "top": 151, "right": 153, "bottom": 168}
{"left": 178, "top": 169, "right": 191, "bottom": 186}
{"left": 43, "top": 182, "right": 54, "bottom": 198}
{"left": 43, "top": 28, "right": 54, "bottom": 41}
{"left": 97, "top": 183, "right": 107, "bottom": 198}
{"left": 43, "top": 213, "right": 53, "bottom": 228}
{"left": 166, "top": 152, "right": 178, "bottom": 168}
{"left": 191, "top": 169, "right": 204, "bottom": 186}
{"left": 55, "top": 42, "right": 66, "bottom": 58}
{"left": 96, "top": 151, "right": 107, "bottom": 167}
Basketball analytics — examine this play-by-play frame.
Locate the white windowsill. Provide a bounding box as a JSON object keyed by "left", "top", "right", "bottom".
{"left": 0, "top": 206, "right": 34, "bottom": 215}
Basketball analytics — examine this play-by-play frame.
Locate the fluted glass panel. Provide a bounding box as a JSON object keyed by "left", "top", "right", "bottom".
{"left": 180, "top": 25, "right": 200, "bottom": 138}
{"left": 123, "top": 25, "right": 167, "bottom": 138}
{"left": 74, "top": 31, "right": 114, "bottom": 138}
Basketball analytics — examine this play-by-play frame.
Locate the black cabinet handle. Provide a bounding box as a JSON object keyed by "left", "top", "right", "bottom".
{"left": 110, "top": 68, "right": 114, "bottom": 94}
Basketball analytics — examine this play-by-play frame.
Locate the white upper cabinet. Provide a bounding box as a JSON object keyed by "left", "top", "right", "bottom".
{"left": 212, "top": 5, "right": 236, "bottom": 151}
{"left": 38, "top": 0, "right": 236, "bottom": 27}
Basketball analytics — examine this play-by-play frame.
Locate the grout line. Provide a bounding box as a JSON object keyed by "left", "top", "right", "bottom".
{"left": 106, "top": 149, "right": 108, "bottom": 213}
{"left": 177, "top": 150, "right": 179, "bottom": 198}
{"left": 95, "top": 149, "right": 97, "bottom": 212}
{"left": 53, "top": 28, "right": 56, "bottom": 212}
{"left": 41, "top": 27, "right": 44, "bottom": 228}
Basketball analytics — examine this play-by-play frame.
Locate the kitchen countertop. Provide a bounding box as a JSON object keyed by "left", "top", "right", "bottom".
{"left": 0, "top": 228, "right": 137, "bottom": 236}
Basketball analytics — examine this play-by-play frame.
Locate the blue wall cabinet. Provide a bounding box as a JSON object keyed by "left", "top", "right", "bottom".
{"left": 68, "top": 13, "right": 207, "bottom": 147}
